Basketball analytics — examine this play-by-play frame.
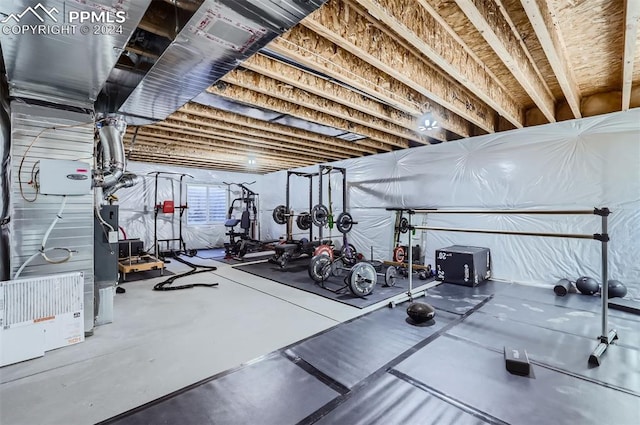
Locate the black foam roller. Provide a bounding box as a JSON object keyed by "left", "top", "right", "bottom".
{"left": 553, "top": 279, "right": 573, "bottom": 297}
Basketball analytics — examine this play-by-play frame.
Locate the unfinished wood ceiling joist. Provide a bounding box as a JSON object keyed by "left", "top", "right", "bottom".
{"left": 177, "top": 104, "right": 377, "bottom": 155}
{"left": 351, "top": 0, "right": 522, "bottom": 128}
{"left": 455, "top": 0, "right": 555, "bottom": 122}
{"left": 519, "top": 0, "right": 581, "bottom": 118}
{"left": 127, "top": 129, "right": 315, "bottom": 168}
{"left": 222, "top": 68, "right": 435, "bottom": 144}
{"left": 207, "top": 83, "right": 408, "bottom": 150}
{"left": 121, "top": 0, "right": 638, "bottom": 172}
{"left": 240, "top": 53, "right": 448, "bottom": 142}
{"left": 271, "top": 27, "right": 471, "bottom": 137}
{"left": 157, "top": 120, "right": 351, "bottom": 161}
{"left": 302, "top": 0, "right": 496, "bottom": 132}
{"left": 622, "top": 0, "right": 640, "bottom": 111}
{"left": 145, "top": 123, "right": 340, "bottom": 163}
{"left": 130, "top": 152, "right": 282, "bottom": 173}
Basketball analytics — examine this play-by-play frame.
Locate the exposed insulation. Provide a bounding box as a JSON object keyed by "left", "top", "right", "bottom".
{"left": 303, "top": 0, "right": 495, "bottom": 131}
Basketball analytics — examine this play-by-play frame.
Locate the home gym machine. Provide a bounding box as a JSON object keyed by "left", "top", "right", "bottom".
{"left": 269, "top": 170, "right": 321, "bottom": 268}
{"left": 269, "top": 166, "right": 357, "bottom": 268}
{"left": 149, "top": 171, "right": 194, "bottom": 260}
{"left": 223, "top": 181, "right": 269, "bottom": 258}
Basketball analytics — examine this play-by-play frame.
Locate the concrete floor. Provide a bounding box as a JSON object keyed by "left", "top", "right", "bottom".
{"left": 0, "top": 258, "right": 401, "bottom": 425}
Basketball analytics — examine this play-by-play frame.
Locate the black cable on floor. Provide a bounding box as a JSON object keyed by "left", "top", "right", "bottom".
{"left": 153, "top": 254, "right": 219, "bottom": 291}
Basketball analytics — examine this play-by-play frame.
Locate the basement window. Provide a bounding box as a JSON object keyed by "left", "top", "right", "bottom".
{"left": 186, "top": 184, "right": 227, "bottom": 226}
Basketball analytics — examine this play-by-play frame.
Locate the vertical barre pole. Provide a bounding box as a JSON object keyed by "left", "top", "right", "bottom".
{"left": 601, "top": 212, "right": 608, "bottom": 340}
{"left": 408, "top": 212, "right": 413, "bottom": 299}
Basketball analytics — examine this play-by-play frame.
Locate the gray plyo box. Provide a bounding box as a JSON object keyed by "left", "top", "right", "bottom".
{"left": 436, "top": 245, "right": 491, "bottom": 286}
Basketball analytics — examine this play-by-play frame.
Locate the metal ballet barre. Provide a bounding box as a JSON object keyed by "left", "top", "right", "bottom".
{"left": 387, "top": 207, "right": 615, "bottom": 366}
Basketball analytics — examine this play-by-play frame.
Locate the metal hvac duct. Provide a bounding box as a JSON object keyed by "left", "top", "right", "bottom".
{"left": 117, "top": 0, "right": 326, "bottom": 123}
{"left": 95, "top": 116, "right": 140, "bottom": 196}
{"left": 0, "top": 0, "right": 153, "bottom": 108}
{"left": 103, "top": 172, "right": 142, "bottom": 198}
{"left": 0, "top": 75, "right": 10, "bottom": 281}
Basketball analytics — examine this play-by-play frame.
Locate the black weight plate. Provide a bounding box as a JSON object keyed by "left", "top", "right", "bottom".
{"left": 272, "top": 205, "right": 288, "bottom": 225}
{"left": 311, "top": 204, "right": 329, "bottom": 227}
{"left": 331, "top": 258, "right": 345, "bottom": 277}
{"left": 398, "top": 217, "right": 409, "bottom": 234}
{"left": 309, "top": 255, "right": 332, "bottom": 282}
{"left": 336, "top": 212, "right": 353, "bottom": 234}
{"left": 297, "top": 212, "right": 312, "bottom": 230}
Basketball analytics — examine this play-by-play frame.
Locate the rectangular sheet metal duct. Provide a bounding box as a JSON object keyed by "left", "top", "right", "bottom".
{"left": 118, "top": 0, "right": 326, "bottom": 122}
{"left": 0, "top": 0, "right": 152, "bottom": 107}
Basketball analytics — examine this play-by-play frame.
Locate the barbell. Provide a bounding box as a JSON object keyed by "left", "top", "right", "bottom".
{"left": 273, "top": 204, "right": 357, "bottom": 234}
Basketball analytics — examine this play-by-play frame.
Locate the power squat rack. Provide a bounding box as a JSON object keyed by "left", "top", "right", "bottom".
{"left": 270, "top": 165, "right": 355, "bottom": 268}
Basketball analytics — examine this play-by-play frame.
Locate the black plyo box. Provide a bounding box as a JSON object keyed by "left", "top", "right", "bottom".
{"left": 435, "top": 245, "right": 491, "bottom": 287}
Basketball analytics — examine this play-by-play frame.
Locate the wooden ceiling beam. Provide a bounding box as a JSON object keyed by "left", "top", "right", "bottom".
{"left": 142, "top": 123, "right": 339, "bottom": 162}
{"left": 156, "top": 120, "right": 350, "bottom": 160}
{"left": 163, "top": 115, "right": 360, "bottom": 158}
{"left": 207, "top": 83, "right": 407, "bottom": 150}
{"left": 352, "top": 0, "right": 522, "bottom": 128}
{"left": 301, "top": 0, "right": 496, "bottom": 132}
{"left": 132, "top": 140, "right": 312, "bottom": 170}
{"left": 127, "top": 130, "right": 314, "bottom": 167}
{"left": 130, "top": 153, "right": 277, "bottom": 173}
{"left": 520, "top": 0, "right": 581, "bottom": 118}
{"left": 131, "top": 140, "right": 311, "bottom": 170}
{"left": 179, "top": 103, "right": 377, "bottom": 155}
{"left": 221, "top": 68, "right": 436, "bottom": 144}
{"left": 622, "top": 0, "right": 640, "bottom": 111}
{"left": 455, "top": 0, "right": 556, "bottom": 122}
{"left": 241, "top": 53, "right": 449, "bottom": 142}
{"left": 271, "top": 27, "right": 471, "bottom": 137}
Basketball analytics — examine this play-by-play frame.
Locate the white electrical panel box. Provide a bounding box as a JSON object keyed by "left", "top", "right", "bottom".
{"left": 39, "top": 159, "right": 92, "bottom": 196}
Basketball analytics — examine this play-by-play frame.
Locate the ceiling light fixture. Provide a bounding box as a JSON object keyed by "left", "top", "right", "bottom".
{"left": 418, "top": 112, "right": 439, "bottom": 132}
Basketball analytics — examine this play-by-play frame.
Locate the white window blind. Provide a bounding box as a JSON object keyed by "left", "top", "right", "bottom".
{"left": 187, "top": 184, "right": 227, "bottom": 225}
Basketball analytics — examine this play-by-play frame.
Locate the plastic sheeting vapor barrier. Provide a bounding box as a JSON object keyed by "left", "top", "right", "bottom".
{"left": 117, "top": 162, "right": 260, "bottom": 253}
{"left": 260, "top": 110, "right": 640, "bottom": 297}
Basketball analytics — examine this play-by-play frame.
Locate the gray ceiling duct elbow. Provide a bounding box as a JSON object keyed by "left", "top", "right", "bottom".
{"left": 96, "top": 117, "right": 127, "bottom": 189}
{"left": 103, "top": 172, "right": 142, "bottom": 198}
{"left": 116, "top": 0, "right": 327, "bottom": 123}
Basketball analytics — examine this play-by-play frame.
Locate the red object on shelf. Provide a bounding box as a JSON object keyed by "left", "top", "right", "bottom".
{"left": 162, "top": 200, "right": 175, "bottom": 213}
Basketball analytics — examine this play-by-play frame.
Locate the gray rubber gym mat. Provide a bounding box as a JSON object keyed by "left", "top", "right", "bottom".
{"left": 234, "top": 260, "right": 419, "bottom": 308}
{"left": 448, "top": 311, "right": 640, "bottom": 394}
{"left": 103, "top": 353, "right": 340, "bottom": 425}
{"left": 194, "top": 248, "right": 274, "bottom": 264}
{"left": 314, "top": 373, "right": 490, "bottom": 425}
{"left": 289, "top": 306, "right": 459, "bottom": 389}
{"left": 424, "top": 280, "right": 510, "bottom": 314}
{"left": 394, "top": 335, "right": 640, "bottom": 425}
{"left": 498, "top": 283, "right": 640, "bottom": 322}
{"left": 481, "top": 294, "right": 640, "bottom": 348}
